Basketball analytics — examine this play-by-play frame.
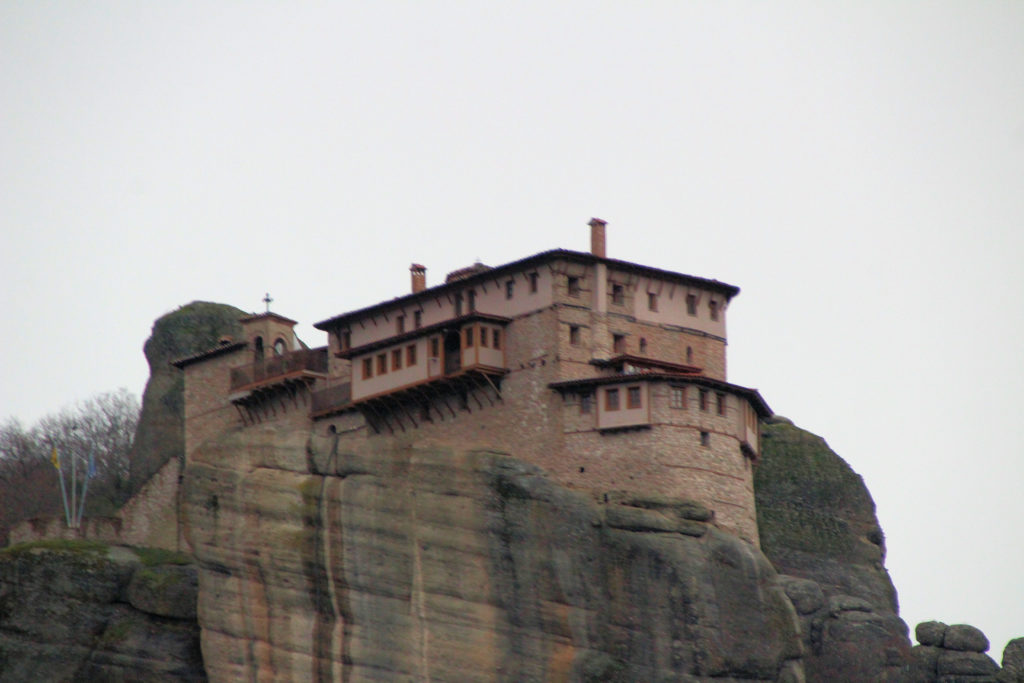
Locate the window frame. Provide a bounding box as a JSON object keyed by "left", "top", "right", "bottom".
{"left": 605, "top": 387, "right": 620, "bottom": 411}
{"left": 627, "top": 385, "right": 642, "bottom": 409}
{"left": 406, "top": 344, "right": 417, "bottom": 366}
{"left": 391, "top": 348, "right": 403, "bottom": 371}
{"left": 670, "top": 386, "right": 686, "bottom": 409}
{"left": 611, "top": 283, "right": 624, "bottom": 306}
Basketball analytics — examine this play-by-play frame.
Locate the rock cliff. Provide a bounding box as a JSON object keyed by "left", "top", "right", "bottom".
{"left": 128, "top": 302, "right": 245, "bottom": 495}
{"left": 755, "top": 416, "right": 913, "bottom": 681}
{"left": 183, "top": 426, "right": 804, "bottom": 681}
{"left": 0, "top": 540, "right": 203, "bottom": 681}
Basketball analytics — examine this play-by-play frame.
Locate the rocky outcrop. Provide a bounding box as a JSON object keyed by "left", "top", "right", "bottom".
{"left": 755, "top": 416, "right": 912, "bottom": 681}
{"left": 129, "top": 302, "right": 245, "bottom": 495}
{"left": 999, "top": 638, "right": 1024, "bottom": 682}
{"left": 910, "top": 621, "right": 1001, "bottom": 682}
{"left": 183, "top": 426, "right": 804, "bottom": 681}
{"left": 0, "top": 540, "right": 203, "bottom": 681}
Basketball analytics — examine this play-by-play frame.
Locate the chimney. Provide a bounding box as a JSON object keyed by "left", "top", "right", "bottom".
{"left": 589, "top": 218, "right": 607, "bottom": 258}
{"left": 410, "top": 263, "right": 427, "bottom": 293}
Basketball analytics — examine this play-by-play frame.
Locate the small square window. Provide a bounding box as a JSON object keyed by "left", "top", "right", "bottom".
{"left": 340, "top": 330, "right": 351, "bottom": 350}
{"left": 480, "top": 326, "right": 489, "bottom": 348}
{"left": 717, "top": 393, "right": 726, "bottom": 415}
{"left": 392, "top": 348, "right": 402, "bottom": 371}
{"left": 647, "top": 292, "right": 658, "bottom": 311}
{"left": 605, "top": 388, "right": 620, "bottom": 411}
{"left": 627, "top": 386, "right": 642, "bottom": 409}
{"left": 430, "top": 337, "right": 440, "bottom": 357}
{"left": 611, "top": 283, "right": 624, "bottom": 305}
{"left": 406, "top": 344, "right": 417, "bottom": 366}
{"left": 396, "top": 315, "right": 405, "bottom": 334}
{"left": 568, "top": 276, "right": 581, "bottom": 297}
{"left": 505, "top": 280, "right": 515, "bottom": 299}
{"left": 492, "top": 329, "right": 501, "bottom": 350}
{"left": 613, "top": 334, "right": 626, "bottom": 354}
{"left": 414, "top": 311, "right": 422, "bottom": 329}
{"left": 377, "top": 354, "right": 387, "bottom": 375}
{"left": 709, "top": 300, "right": 719, "bottom": 321}
{"left": 362, "top": 357, "right": 373, "bottom": 379}
{"left": 699, "top": 389, "right": 709, "bottom": 411}
{"left": 464, "top": 327, "right": 474, "bottom": 347}
{"left": 700, "top": 431, "right": 710, "bottom": 447}
{"left": 529, "top": 272, "right": 539, "bottom": 293}
{"left": 454, "top": 293, "right": 463, "bottom": 316}
{"left": 569, "top": 325, "right": 581, "bottom": 346}
{"left": 686, "top": 294, "right": 697, "bottom": 316}
{"left": 670, "top": 386, "right": 686, "bottom": 409}
{"left": 639, "top": 337, "right": 647, "bottom": 354}
{"left": 581, "top": 393, "right": 593, "bottom": 415}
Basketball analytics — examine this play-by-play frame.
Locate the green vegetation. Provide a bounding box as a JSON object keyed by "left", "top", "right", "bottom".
{"left": 131, "top": 546, "right": 192, "bottom": 566}
{"left": 0, "top": 538, "right": 110, "bottom": 557}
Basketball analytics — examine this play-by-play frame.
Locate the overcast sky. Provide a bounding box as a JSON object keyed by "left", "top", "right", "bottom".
{"left": 2, "top": 1, "right": 1022, "bottom": 658}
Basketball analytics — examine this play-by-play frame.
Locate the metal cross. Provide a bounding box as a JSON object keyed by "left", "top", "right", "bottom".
{"left": 263, "top": 293, "right": 273, "bottom": 312}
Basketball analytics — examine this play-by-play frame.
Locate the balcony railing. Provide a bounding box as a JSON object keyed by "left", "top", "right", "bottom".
{"left": 311, "top": 382, "right": 352, "bottom": 416}
{"left": 230, "top": 347, "right": 329, "bottom": 391}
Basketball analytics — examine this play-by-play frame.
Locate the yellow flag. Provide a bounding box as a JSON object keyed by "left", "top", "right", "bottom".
{"left": 51, "top": 446, "right": 59, "bottom": 470}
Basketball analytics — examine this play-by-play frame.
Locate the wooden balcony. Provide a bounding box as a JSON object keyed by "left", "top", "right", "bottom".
{"left": 229, "top": 347, "right": 329, "bottom": 393}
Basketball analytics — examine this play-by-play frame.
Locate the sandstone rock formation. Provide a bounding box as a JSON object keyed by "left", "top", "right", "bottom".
{"left": 182, "top": 426, "right": 805, "bottom": 681}
{"left": 755, "top": 416, "right": 913, "bottom": 681}
{"left": 910, "top": 621, "right": 1001, "bottom": 682}
{"left": 128, "top": 301, "right": 245, "bottom": 495}
{"left": 0, "top": 540, "right": 203, "bottom": 681}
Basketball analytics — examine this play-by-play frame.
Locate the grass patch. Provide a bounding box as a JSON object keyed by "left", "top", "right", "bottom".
{"left": 131, "top": 547, "right": 192, "bottom": 566}
{"left": 1, "top": 538, "right": 109, "bottom": 557}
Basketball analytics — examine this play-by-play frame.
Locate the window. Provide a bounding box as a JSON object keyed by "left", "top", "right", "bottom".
{"left": 670, "top": 386, "right": 686, "bottom": 409}
{"left": 492, "top": 329, "right": 501, "bottom": 350}
{"left": 647, "top": 292, "right": 658, "bottom": 311}
{"left": 569, "top": 325, "right": 581, "bottom": 346}
{"left": 396, "top": 315, "right": 405, "bottom": 334}
{"left": 480, "top": 326, "right": 489, "bottom": 348}
{"left": 505, "top": 280, "right": 515, "bottom": 299}
{"left": 605, "top": 388, "right": 620, "bottom": 411}
{"left": 430, "top": 338, "right": 440, "bottom": 357}
{"left": 627, "top": 386, "right": 642, "bottom": 409}
{"left": 700, "top": 431, "right": 710, "bottom": 447}
{"left": 464, "top": 326, "right": 474, "bottom": 347}
{"left": 567, "top": 276, "right": 581, "bottom": 297}
{"left": 580, "top": 393, "right": 593, "bottom": 414}
{"left": 639, "top": 337, "right": 647, "bottom": 354}
{"left": 468, "top": 289, "right": 476, "bottom": 312}
{"left": 717, "top": 393, "right": 726, "bottom": 416}
{"left": 414, "top": 311, "right": 422, "bottom": 329}
{"left": 340, "top": 330, "right": 351, "bottom": 350}
{"left": 273, "top": 338, "right": 287, "bottom": 356}
{"left": 613, "top": 334, "right": 626, "bottom": 354}
{"left": 686, "top": 346, "right": 693, "bottom": 364}
{"left": 377, "top": 354, "right": 387, "bottom": 375}
{"left": 529, "top": 272, "right": 538, "bottom": 293}
{"left": 362, "top": 357, "right": 373, "bottom": 379}
{"left": 699, "top": 389, "right": 709, "bottom": 411}
{"left": 392, "top": 348, "right": 402, "bottom": 371}
{"left": 406, "top": 344, "right": 417, "bottom": 366}
{"left": 611, "top": 283, "right": 624, "bottom": 305}
{"left": 709, "top": 300, "right": 719, "bottom": 321}
{"left": 686, "top": 294, "right": 697, "bottom": 316}
{"left": 454, "top": 293, "right": 463, "bottom": 316}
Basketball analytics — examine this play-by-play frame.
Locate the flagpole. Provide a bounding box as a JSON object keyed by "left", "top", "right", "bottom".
{"left": 75, "top": 446, "right": 93, "bottom": 527}
{"left": 52, "top": 446, "right": 72, "bottom": 527}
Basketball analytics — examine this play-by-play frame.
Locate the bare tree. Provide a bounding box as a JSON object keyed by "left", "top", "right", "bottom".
{"left": 0, "top": 389, "right": 140, "bottom": 541}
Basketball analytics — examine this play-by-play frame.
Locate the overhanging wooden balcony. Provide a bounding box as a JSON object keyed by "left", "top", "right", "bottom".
{"left": 229, "top": 347, "right": 329, "bottom": 402}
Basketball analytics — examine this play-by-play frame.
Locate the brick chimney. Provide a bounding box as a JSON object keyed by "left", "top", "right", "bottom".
{"left": 410, "top": 263, "right": 427, "bottom": 293}
{"left": 589, "top": 218, "right": 607, "bottom": 258}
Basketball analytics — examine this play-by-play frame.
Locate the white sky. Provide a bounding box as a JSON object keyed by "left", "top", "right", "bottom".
{"left": 2, "top": 1, "right": 1022, "bottom": 658}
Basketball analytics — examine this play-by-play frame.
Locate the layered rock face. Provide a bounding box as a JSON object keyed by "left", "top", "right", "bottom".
{"left": 755, "top": 416, "right": 913, "bottom": 681}
{"left": 0, "top": 541, "right": 203, "bottom": 681}
{"left": 129, "top": 301, "right": 245, "bottom": 495}
{"left": 183, "top": 426, "right": 804, "bottom": 681}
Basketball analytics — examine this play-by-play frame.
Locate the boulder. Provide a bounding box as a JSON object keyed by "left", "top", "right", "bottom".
{"left": 943, "top": 624, "right": 990, "bottom": 653}
{"left": 917, "top": 621, "right": 949, "bottom": 647}
{"left": 999, "top": 637, "right": 1024, "bottom": 682}
{"left": 936, "top": 650, "right": 999, "bottom": 676}
{"left": 779, "top": 575, "right": 825, "bottom": 615}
